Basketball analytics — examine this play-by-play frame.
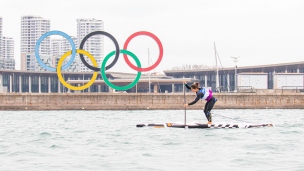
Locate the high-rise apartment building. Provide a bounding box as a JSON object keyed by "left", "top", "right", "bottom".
{"left": 20, "top": 16, "right": 51, "bottom": 71}
{"left": 0, "top": 17, "right": 15, "bottom": 70}
{"left": 51, "top": 36, "right": 78, "bottom": 57}
{"left": 0, "top": 17, "right": 2, "bottom": 58}
{"left": 77, "top": 18, "right": 104, "bottom": 72}
{"left": 51, "top": 36, "right": 79, "bottom": 71}
{"left": 1, "top": 37, "right": 15, "bottom": 70}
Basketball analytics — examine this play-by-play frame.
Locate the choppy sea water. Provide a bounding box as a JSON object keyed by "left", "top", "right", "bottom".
{"left": 0, "top": 109, "right": 303, "bottom": 171}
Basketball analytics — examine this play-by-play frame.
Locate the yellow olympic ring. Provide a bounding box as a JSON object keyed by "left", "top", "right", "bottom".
{"left": 57, "top": 49, "right": 98, "bottom": 91}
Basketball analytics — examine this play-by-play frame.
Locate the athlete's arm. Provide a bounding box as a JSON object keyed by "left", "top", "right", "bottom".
{"left": 188, "top": 92, "right": 204, "bottom": 105}
{"left": 184, "top": 82, "right": 191, "bottom": 90}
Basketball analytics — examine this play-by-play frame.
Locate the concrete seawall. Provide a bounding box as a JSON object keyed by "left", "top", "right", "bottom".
{"left": 1, "top": 93, "right": 304, "bottom": 110}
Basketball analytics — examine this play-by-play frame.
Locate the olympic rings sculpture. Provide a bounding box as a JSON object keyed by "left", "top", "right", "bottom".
{"left": 35, "top": 30, "right": 163, "bottom": 91}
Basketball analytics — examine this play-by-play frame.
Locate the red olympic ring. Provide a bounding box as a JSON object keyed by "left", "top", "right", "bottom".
{"left": 123, "top": 31, "right": 163, "bottom": 72}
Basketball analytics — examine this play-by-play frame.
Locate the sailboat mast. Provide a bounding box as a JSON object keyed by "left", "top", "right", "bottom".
{"left": 214, "top": 42, "right": 219, "bottom": 92}
{"left": 148, "top": 48, "right": 151, "bottom": 93}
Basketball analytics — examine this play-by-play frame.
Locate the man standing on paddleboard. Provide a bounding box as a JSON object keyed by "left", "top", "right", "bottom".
{"left": 183, "top": 82, "right": 217, "bottom": 124}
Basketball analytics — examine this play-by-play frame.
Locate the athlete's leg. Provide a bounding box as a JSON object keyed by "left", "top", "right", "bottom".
{"left": 204, "top": 97, "right": 217, "bottom": 123}
{"left": 204, "top": 101, "right": 213, "bottom": 123}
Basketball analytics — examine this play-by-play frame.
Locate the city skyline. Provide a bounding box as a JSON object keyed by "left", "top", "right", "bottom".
{"left": 0, "top": 0, "right": 304, "bottom": 74}
{"left": 2, "top": 15, "right": 106, "bottom": 72}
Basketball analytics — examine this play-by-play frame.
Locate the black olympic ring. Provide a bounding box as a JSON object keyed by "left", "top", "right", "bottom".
{"left": 79, "top": 31, "right": 120, "bottom": 71}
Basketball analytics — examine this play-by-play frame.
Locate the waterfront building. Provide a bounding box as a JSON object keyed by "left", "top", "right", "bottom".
{"left": 1, "top": 61, "right": 304, "bottom": 93}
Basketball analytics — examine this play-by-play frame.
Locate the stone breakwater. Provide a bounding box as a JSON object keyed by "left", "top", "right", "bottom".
{"left": 0, "top": 93, "right": 304, "bottom": 110}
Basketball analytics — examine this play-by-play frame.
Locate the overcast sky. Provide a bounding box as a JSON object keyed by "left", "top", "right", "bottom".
{"left": 1, "top": 0, "right": 304, "bottom": 73}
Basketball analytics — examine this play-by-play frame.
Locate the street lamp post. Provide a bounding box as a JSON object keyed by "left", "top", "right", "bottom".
{"left": 231, "top": 56, "right": 240, "bottom": 92}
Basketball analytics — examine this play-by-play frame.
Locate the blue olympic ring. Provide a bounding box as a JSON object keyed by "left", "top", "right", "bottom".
{"left": 35, "top": 30, "right": 76, "bottom": 72}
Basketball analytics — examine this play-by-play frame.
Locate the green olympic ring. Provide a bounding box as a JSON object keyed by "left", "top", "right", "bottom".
{"left": 101, "top": 49, "right": 141, "bottom": 91}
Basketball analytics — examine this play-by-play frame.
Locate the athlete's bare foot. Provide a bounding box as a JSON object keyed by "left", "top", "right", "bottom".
{"left": 207, "top": 122, "right": 212, "bottom": 124}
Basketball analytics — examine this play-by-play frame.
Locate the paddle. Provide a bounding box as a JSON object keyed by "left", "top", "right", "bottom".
{"left": 184, "top": 82, "right": 187, "bottom": 128}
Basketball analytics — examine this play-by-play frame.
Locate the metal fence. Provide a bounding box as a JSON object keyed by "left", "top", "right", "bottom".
{"left": 217, "top": 86, "right": 255, "bottom": 93}
{"left": 281, "top": 86, "right": 304, "bottom": 93}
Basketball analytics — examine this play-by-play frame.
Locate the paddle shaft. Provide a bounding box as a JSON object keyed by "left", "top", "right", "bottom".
{"left": 184, "top": 84, "right": 186, "bottom": 127}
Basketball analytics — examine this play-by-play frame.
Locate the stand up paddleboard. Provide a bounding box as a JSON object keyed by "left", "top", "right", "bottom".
{"left": 136, "top": 123, "right": 275, "bottom": 129}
